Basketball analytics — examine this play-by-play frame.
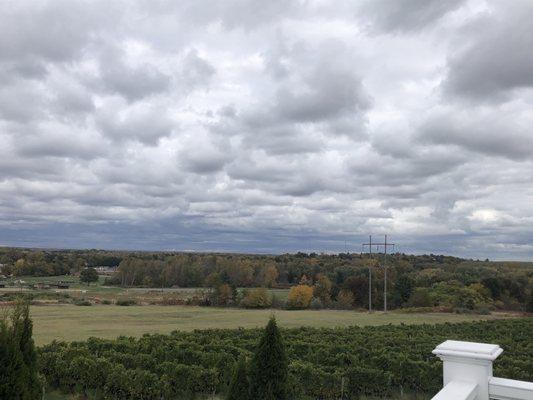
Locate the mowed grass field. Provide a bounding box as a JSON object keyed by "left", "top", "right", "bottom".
{"left": 29, "top": 304, "right": 508, "bottom": 346}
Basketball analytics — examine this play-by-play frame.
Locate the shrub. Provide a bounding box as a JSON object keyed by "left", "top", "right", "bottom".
{"left": 74, "top": 300, "right": 92, "bottom": 306}
{"left": 347, "top": 366, "right": 393, "bottom": 398}
{"left": 526, "top": 289, "right": 533, "bottom": 313}
{"left": 309, "top": 298, "right": 324, "bottom": 310}
{"left": 271, "top": 295, "right": 285, "bottom": 309}
{"left": 476, "top": 306, "right": 491, "bottom": 315}
{"left": 407, "top": 288, "right": 433, "bottom": 307}
{"left": 116, "top": 299, "right": 137, "bottom": 306}
{"left": 240, "top": 288, "right": 272, "bottom": 309}
{"left": 335, "top": 290, "right": 354, "bottom": 309}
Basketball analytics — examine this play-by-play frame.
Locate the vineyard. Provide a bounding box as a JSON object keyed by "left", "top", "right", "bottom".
{"left": 39, "top": 318, "right": 533, "bottom": 399}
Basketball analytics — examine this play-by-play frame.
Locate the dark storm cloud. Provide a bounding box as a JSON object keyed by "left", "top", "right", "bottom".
{"left": 0, "top": 0, "right": 532, "bottom": 259}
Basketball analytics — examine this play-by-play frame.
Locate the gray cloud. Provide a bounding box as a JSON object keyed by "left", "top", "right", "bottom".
{"left": 179, "top": 134, "right": 232, "bottom": 174}
{"left": 0, "top": 80, "right": 46, "bottom": 122}
{"left": 98, "top": 46, "right": 171, "bottom": 101}
{"left": 418, "top": 108, "right": 533, "bottom": 160}
{"left": 443, "top": 1, "right": 533, "bottom": 100}
{"left": 0, "top": 1, "right": 103, "bottom": 62}
{"left": 0, "top": 0, "right": 532, "bottom": 259}
{"left": 95, "top": 100, "right": 176, "bottom": 145}
{"left": 179, "top": 50, "right": 216, "bottom": 92}
{"left": 359, "top": 0, "right": 464, "bottom": 32}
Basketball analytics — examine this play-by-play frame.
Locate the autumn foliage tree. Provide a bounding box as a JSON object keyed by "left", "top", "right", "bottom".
{"left": 240, "top": 288, "right": 272, "bottom": 308}
{"left": 287, "top": 285, "right": 313, "bottom": 309}
{"left": 262, "top": 264, "right": 279, "bottom": 288}
{"left": 336, "top": 290, "right": 355, "bottom": 309}
{"left": 214, "top": 283, "right": 234, "bottom": 306}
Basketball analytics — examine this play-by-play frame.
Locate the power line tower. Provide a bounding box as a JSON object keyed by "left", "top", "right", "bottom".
{"left": 362, "top": 235, "right": 396, "bottom": 312}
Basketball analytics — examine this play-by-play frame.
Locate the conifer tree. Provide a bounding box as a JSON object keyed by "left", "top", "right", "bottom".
{"left": 249, "top": 317, "right": 288, "bottom": 400}
{"left": 12, "top": 301, "right": 41, "bottom": 399}
{"left": 226, "top": 355, "right": 250, "bottom": 400}
{"left": 0, "top": 301, "right": 41, "bottom": 400}
{"left": 0, "top": 318, "right": 26, "bottom": 399}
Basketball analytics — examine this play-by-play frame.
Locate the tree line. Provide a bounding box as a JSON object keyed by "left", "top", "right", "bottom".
{"left": 107, "top": 253, "right": 532, "bottom": 312}
{"left": 2, "top": 248, "right": 532, "bottom": 312}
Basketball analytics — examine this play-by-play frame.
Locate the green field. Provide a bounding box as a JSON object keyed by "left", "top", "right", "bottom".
{"left": 29, "top": 304, "right": 508, "bottom": 345}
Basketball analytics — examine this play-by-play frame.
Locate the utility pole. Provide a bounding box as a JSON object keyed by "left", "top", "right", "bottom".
{"left": 362, "top": 234, "right": 396, "bottom": 312}
{"left": 384, "top": 235, "right": 388, "bottom": 313}
{"left": 369, "top": 235, "right": 372, "bottom": 313}
{"left": 362, "top": 235, "right": 373, "bottom": 313}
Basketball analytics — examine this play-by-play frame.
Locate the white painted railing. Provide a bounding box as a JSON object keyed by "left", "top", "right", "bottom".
{"left": 431, "top": 340, "right": 533, "bottom": 400}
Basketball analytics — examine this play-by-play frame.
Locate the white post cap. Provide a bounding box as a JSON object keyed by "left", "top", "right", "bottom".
{"left": 433, "top": 340, "right": 503, "bottom": 362}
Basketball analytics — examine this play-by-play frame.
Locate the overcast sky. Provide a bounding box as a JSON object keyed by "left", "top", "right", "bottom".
{"left": 1, "top": 0, "right": 532, "bottom": 259}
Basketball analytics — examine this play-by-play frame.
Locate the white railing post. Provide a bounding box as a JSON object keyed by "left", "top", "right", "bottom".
{"left": 432, "top": 340, "right": 503, "bottom": 400}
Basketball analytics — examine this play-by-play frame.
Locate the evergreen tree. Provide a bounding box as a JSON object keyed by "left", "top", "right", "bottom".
{"left": 249, "top": 317, "right": 288, "bottom": 400}
{"left": 226, "top": 356, "right": 250, "bottom": 400}
{"left": 0, "top": 302, "right": 41, "bottom": 400}
{"left": 0, "top": 318, "right": 26, "bottom": 399}
{"left": 12, "top": 301, "right": 42, "bottom": 399}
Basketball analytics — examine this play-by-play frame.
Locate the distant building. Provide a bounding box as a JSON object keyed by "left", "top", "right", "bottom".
{"left": 34, "top": 282, "right": 51, "bottom": 290}
{"left": 94, "top": 266, "right": 118, "bottom": 275}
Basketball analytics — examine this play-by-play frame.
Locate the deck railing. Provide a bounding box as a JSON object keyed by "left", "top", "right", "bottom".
{"left": 431, "top": 340, "right": 533, "bottom": 400}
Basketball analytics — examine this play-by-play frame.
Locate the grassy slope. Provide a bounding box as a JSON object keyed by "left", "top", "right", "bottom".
{"left": 29, "top": 304, "right": 507, "bottom": 345}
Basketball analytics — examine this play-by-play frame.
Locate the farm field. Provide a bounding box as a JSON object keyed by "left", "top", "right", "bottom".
{"left": 1, "top": 274, "right": 290, "bottom": 302}
{"left": 40, "top": 318, "right": 532, "bottom": 399}
{"left": 29, "top": 304, "right": 509, "bottom": 345}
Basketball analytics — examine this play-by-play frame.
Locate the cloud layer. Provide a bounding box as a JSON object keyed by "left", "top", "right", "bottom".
{"left": 1, "top": 0, "right": 532, "bottom": 259}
